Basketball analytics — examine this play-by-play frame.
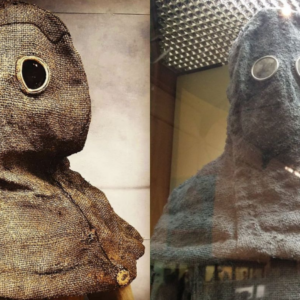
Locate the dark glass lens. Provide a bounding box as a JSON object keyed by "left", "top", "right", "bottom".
{"left": 22, "top": 59, "right": 46, "bottom": 90}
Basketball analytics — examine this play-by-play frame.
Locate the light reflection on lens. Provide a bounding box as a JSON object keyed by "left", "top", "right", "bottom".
{"left": 295, "top": 57, "right": 300, "bottom": 77}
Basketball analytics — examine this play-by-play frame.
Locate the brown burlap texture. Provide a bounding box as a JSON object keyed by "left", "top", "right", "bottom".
{"left": 0, "top": 1, "right": 144, "bottom": 299}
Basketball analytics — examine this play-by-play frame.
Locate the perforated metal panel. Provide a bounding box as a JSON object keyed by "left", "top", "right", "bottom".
{"left": 156, "top": 0, "right": 300, "bottom": 72}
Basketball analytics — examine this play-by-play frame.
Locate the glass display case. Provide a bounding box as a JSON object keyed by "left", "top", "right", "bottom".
{"left": 151, "top": 3, "right": 300, "bottom": 299}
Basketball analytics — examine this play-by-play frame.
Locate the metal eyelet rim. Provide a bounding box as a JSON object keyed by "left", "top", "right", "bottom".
{"left": 251, "top": 55, "right": 279, "bottom": 81}
{"left": 16, "top": 56, "right": 50, "bottom": 95}
{"left": 116, "top": 269, "right": 130, "bottom": 286}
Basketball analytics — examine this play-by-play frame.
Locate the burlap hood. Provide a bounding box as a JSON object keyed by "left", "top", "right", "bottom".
{"left": 151, "top": 8, "right": 300, "bottom": 264}
{"left": 0, "top": 0, "right": 90, "bottom": 158}
{"left": 0, "top": 1, "right": 144, "bottom": 299}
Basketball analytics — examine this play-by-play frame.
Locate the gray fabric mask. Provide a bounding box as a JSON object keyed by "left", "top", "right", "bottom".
{"left": 152, "top": 7, "right": 300, "bottom": 265}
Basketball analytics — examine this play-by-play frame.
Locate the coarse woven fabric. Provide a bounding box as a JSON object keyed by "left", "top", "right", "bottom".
{"left": 0, "top": 1, "right": 144, "bottom": 299}
{"left": 151, "top": 8, "right": 300, "bottom": 264}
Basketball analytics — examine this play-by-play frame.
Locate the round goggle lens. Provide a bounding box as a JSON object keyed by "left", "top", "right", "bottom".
{"left": 251, "top": 56, "right": 279, "bottom": 81}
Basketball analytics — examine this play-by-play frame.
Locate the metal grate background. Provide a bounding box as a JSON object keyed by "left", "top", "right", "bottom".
{"left": 156, "top": 0, "right": 300, "bottom": 72}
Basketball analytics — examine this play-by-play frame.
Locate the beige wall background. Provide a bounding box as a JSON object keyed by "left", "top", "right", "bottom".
{"left": 26, "top": 1, "right": 150, "bottom": 300}
{"left": 171, "top": 66, "right": 230, "bottom": 190}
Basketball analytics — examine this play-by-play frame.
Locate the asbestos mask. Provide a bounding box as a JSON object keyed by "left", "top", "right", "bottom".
{"left": 152, "top": 9, "right": 300, "bottom": 299}
{"left": 0, "top": 1, "right": 144, "bottom": 299}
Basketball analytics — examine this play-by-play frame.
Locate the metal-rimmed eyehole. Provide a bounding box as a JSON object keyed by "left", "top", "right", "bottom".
{"left": 16, "top": 56, "right": 50, "bottom": 95}
{"left": 251, "top": 55, "right": 279, "bottom": 81}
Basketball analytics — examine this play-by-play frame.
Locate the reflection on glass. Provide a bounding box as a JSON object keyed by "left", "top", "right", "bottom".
{"left": 256, "top": 285, "right": 265, "bottom": 298}
{"left": 205, "top": 265, "right": 233, "bottom": 282}
{"left": 285, "top": 166, "right": 300, "bottom": 178}
{"left": 235, "top": 286, "right": 254, "bottom": 299}
{"left": 205, "top": 266, "right": 214, "bottom": 282}
{"left": 221, "top": 266, "right": 232, "bottom": 281}
{"left": 236, "top": 267, "right": 249, "bottom": 281}
{"left": 151, "top": 260, "right": 273, "bottom": 299}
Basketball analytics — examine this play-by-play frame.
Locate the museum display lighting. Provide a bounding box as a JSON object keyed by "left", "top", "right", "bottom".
{"left": 156, "top": 0, "right": 299, "bottom": 71}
